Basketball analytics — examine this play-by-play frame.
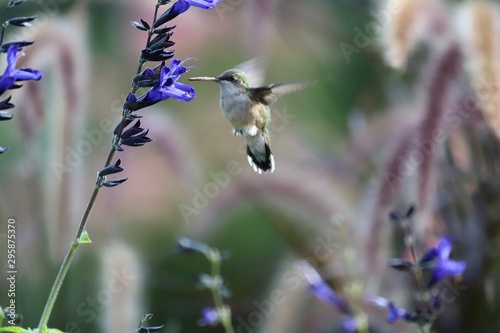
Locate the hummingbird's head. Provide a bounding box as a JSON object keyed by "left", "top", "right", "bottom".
{"left": 189, "top": 69, "right": 250, "bottom": 93}
{"left": 215, "top": 69, "right": 250, "bottom": 89}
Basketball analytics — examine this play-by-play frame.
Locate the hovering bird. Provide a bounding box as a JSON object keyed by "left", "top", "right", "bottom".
{"left": 189, "top": 60, "right": 315, "bottom": 174}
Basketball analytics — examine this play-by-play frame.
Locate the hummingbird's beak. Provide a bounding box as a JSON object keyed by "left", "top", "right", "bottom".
{"left": 188, "top": 76, "right": 219, "bottom": 82}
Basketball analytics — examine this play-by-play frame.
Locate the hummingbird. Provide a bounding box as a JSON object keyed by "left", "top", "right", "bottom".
{"left": 189, "top": 61, "right": 315, "bottom": 174}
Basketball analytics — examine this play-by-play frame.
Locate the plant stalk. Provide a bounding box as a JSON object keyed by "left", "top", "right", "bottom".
{"left": 36, "top": 3, "right": 162, "bottom": 329}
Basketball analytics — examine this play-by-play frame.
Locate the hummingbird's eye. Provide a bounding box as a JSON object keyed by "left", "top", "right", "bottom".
{"left": 227, "top": 75, "right": 237, "bottom": 82}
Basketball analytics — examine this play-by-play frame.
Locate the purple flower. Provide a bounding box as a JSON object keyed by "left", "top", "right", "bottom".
{"left": 421, "top": 236, "right": 466, "bottom": 287}
{"left": 142, "top": 58, "right": 195, "bottom": 104}
{"left": 369, "top": 296, "right": 411, "bottom": 324}
{"left": 342, "top": 316, "right": 358, "bottom": 332}
{"left": 299, "top": 261, "right": 351, "bottom": 314}
{"left": 170, "top": 0, "right": 222, "bottom": 16}
{"left": 198, "top": 307, "right": 220, "bottom": 326}
{"left": 0, "top": 45, "right": 42, "bottom": 95}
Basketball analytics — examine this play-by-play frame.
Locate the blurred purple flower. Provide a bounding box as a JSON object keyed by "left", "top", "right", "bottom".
{"left": 143, "top": 58, "right": 195, "bottom": 103}
{"left": 369, "top": 296, "right": 411, "bottom": 324}
{"left": 421, "top": 236, "right": 466, "bottom": 287}
{"left": 342, "top": 316, "right": 358, "bottom": 332}
{"left": 171, "top": 0, "right": 222, "bottom": 16}
{"left": 300, "top": 261, "right": 349, "bottom": 310}
{"left": 0, "top": 45, "right": 42, "bottom": 95}
{"left": 198, "top": 307, "right": 220, "bottom": 326}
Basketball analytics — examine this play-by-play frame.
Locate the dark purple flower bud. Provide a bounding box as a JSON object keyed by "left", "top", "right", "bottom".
{"left": 389, "top": 258, "right": 414, "bottom": 271}
{"left": 131, "top": 20, "right": 148, "bottom": 31}
{"left": 8, "top": 0, "right": 28, "bottom": 7}
{"left": 405, "top": 204, "right": 416, "bottom": 218}
{"left": 0, "top": 96, "right": 15, "bottom": 110}
{"left": 103, "top": 178, "right": 128, "bottom": 188}
{"left": 141, "top": 48, "right": 175, "bottom": 62}
{"left": 143, "top": 68, "right": 155, "bottom": 77}
{"left": 139, "top": 19, "right": 151, "bottom": 30}
{"left": 198, "top": 308, "right": 220, "bottom": 327}
{"left": 113, "top": 118, "right": 133, "bottom": 136}
{"left": 153, "top": 25, "right": 176, "bottom": 35}
{"left": 420, "top": 249, "right": 438, "bottom": 264}
{"left": 122, "top": 120, "right": 144, "bottom": 137}
{"left": 121, "top": 129, "right": 153, "bottom": 147}
{"left": 7, "top": 16, "right": 36, "bottom": 27}
{"left": 124, "top": 93, "right": 142, "bottom": 111}
{"left": 154, "top": 7, "right": 180, "bottom": 28}
{"left": 98, "top": 159, "right": 124, "bottom": 177}
{"left": 127, "top": 93, "right": 137, "bottom": 102}
{"left": 0, "top": 40, "right": 34, "bottom": 52}
{"left": 149, "top": 33, "right": 174, "bottom": 51}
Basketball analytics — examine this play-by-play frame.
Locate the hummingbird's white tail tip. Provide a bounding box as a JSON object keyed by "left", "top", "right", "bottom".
{"left": 246, "top": 144, "right": 275, "bottom": 174}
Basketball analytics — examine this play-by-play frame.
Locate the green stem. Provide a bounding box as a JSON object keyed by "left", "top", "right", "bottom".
{"left": 209, "top": 252, "right": 235, "bottom": 333}
{"left": 37, "top": 2, "right": 162, "bottom": 329}
{"left": 38, "top": 185, "right": 101, "bottom": 331}
{"left": 409, "top": 238, "right": 424, "bottom": 291}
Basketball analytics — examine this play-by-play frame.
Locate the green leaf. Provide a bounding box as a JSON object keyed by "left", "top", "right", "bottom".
{"left": 78, "top": 231, "right": 92, "bottom": 245}
{"left": 13, "top": 328, "right": 66, "bottom": 333}
{"left": 0, "top": 327, "right": 27, "bottom": 333}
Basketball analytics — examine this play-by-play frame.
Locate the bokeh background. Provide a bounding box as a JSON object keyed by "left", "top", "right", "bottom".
{"left": 0, "top": 0, "right": 499, "bottom": 332}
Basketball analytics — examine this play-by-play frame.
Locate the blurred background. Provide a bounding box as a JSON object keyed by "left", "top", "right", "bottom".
{"left": 0, "top": 0, "right": 499, "bottom": 332}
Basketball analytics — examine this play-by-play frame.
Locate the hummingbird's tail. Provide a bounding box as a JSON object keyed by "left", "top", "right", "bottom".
{"left": 246, "top": 143, "right": 275, "bottom": 174}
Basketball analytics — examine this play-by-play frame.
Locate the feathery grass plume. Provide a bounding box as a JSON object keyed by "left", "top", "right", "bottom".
{"left": 365, "top": 124, "right": 416, "bottom": 282}
{"left": 242, "top": 0, "right": 278, "bottom": 56}
{"left": 181, "top": 173, "right": 344, "bottom": 240}
{"left": 456, "top": 1, "right": 500, "bottom": 139}
{"left": 379, "top": 0, "right": 449, "bottom": 69}
{"left": 416, "top": 44, "right": 462, "bottom": 229}
{"left": 14, "top": 12, "right": 89, "bottom": 260}
{"left": 101, "top": 242, "right": 143, "bottom": 333}
{"left": 140, "top": 110, "right": 201, "bottom": 192}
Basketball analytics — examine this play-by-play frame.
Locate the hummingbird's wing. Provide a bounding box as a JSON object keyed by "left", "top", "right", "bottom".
{"left": 236, "top": 58, "right": 265, "bottom": 87}
{"left": 249, "top": 80, "right": 318, "bottom": 105}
